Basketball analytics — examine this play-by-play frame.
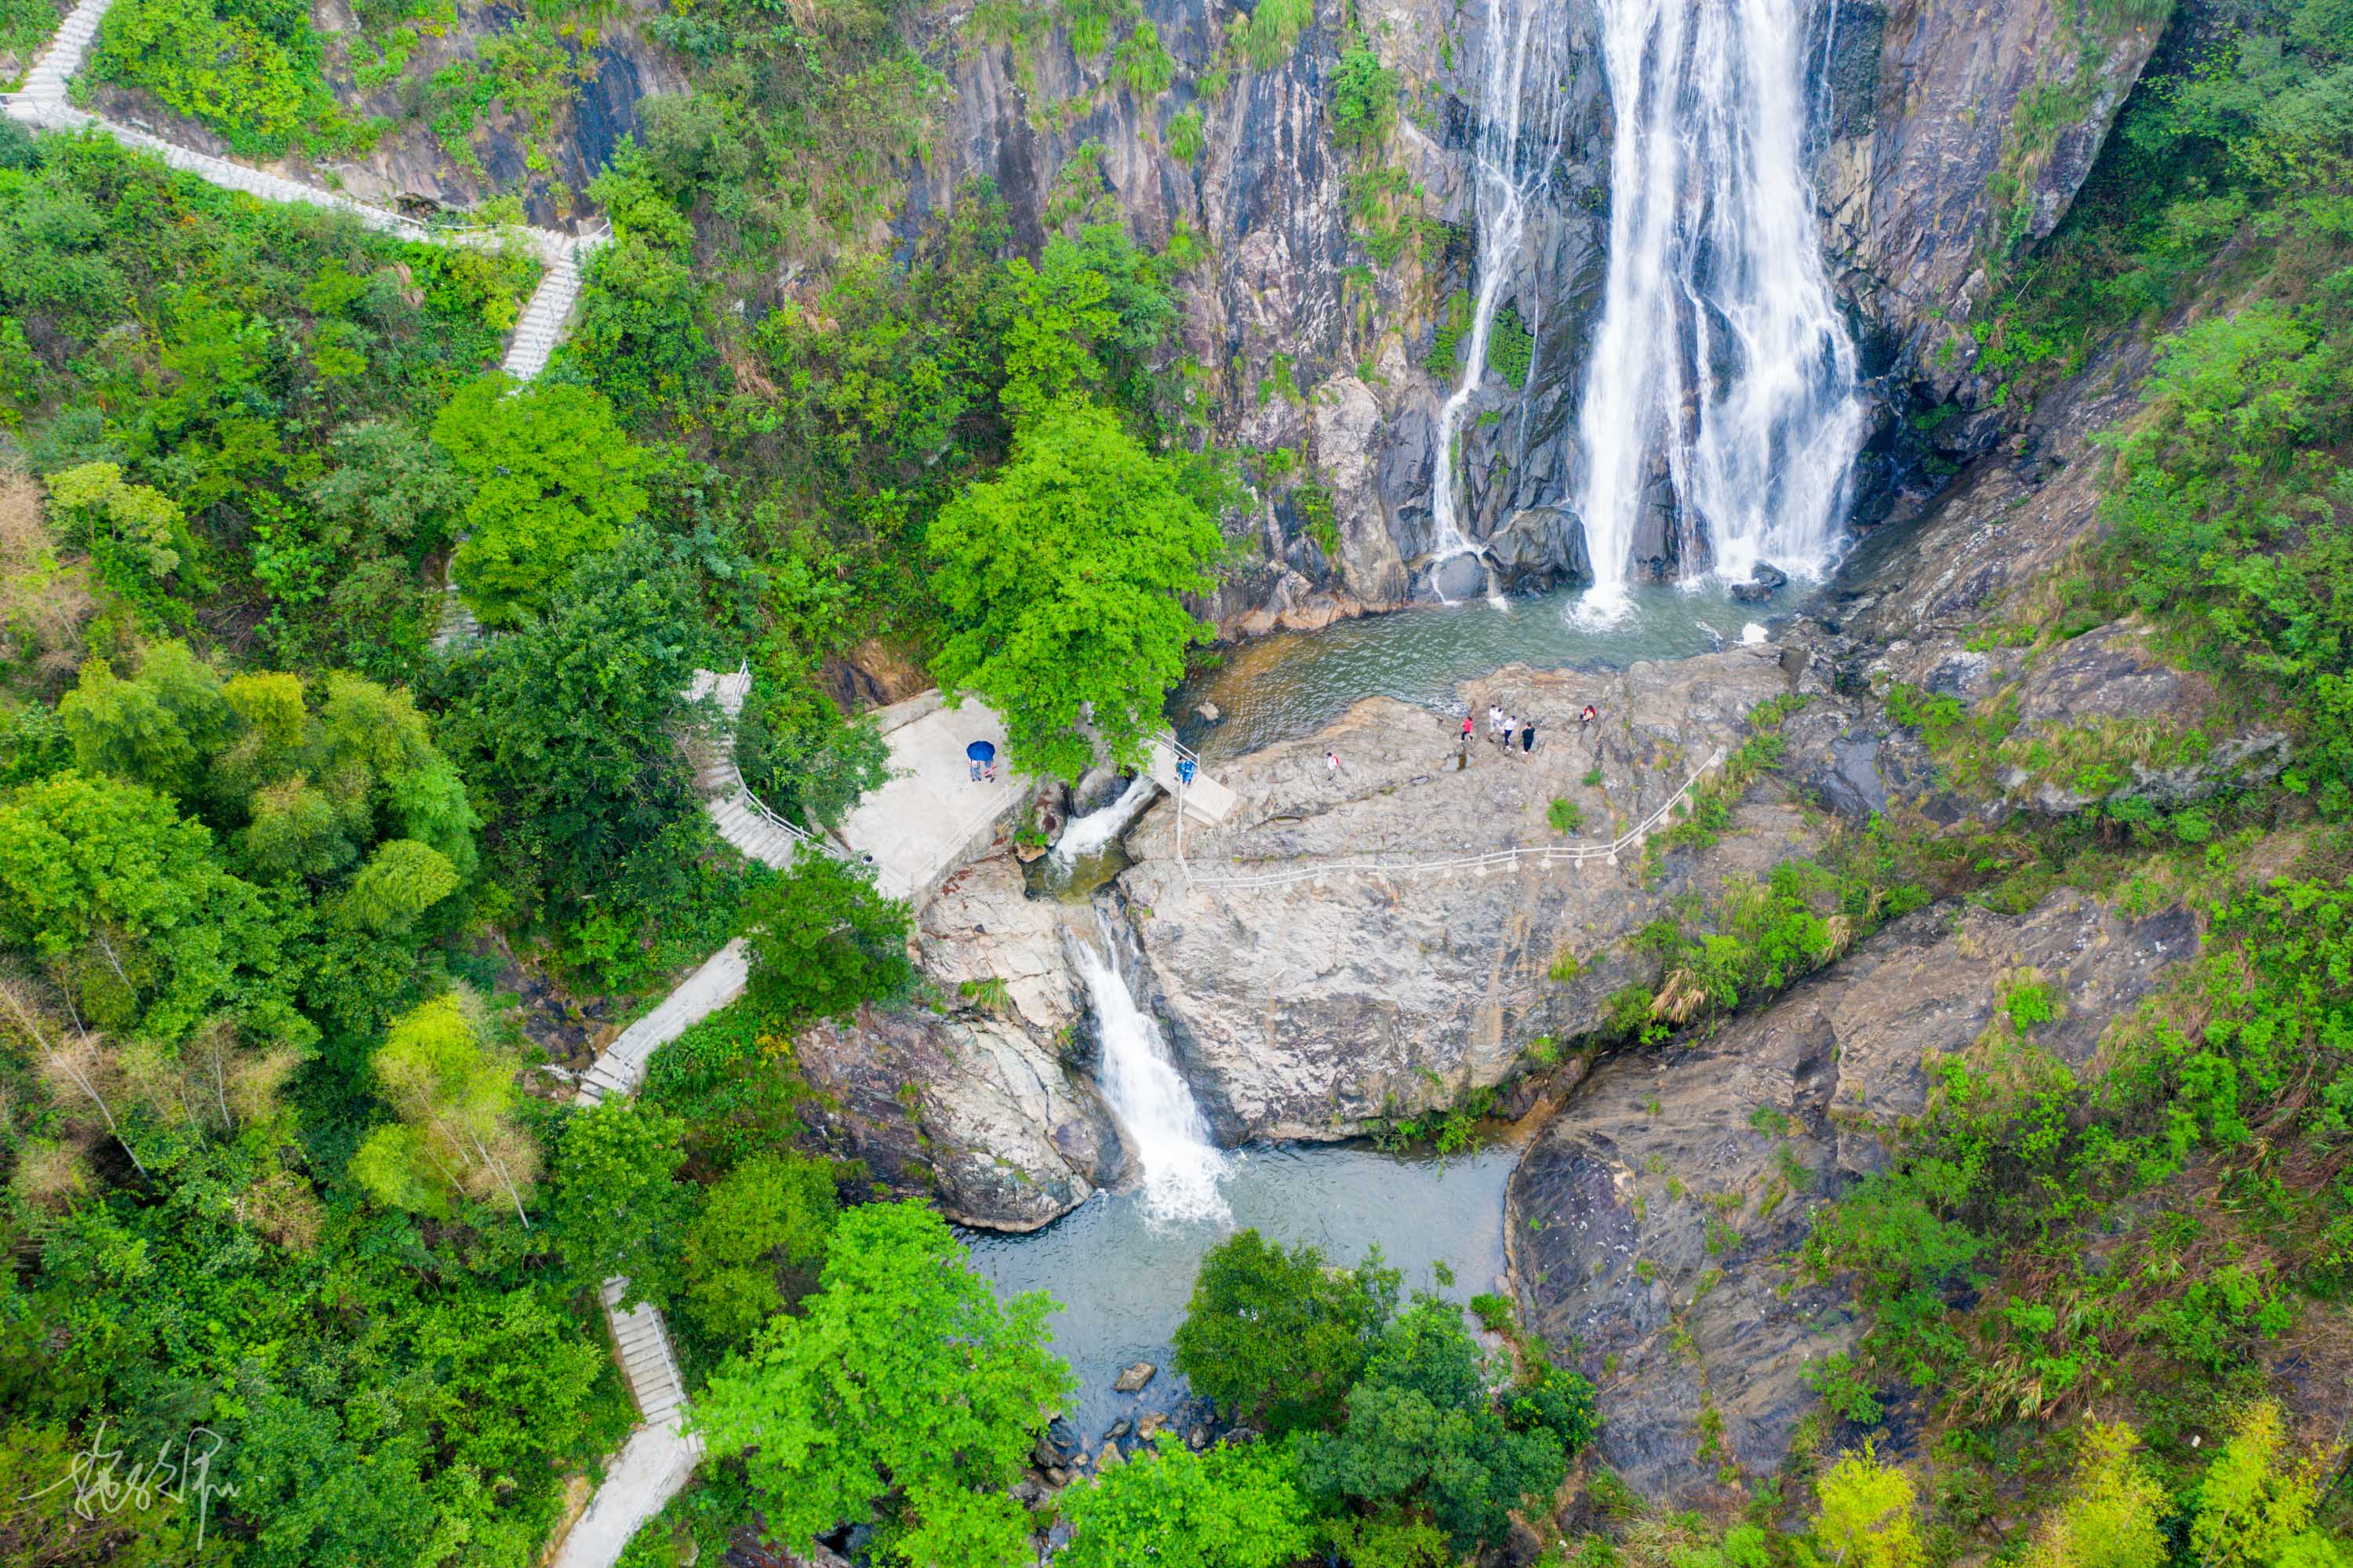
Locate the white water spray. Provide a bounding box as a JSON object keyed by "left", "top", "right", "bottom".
{"left": 1573, "top": 0, "right": 1865, "bottom": 613}
{"left": 1076, "top": 931, "right": 1228, "bottom": 1224}
{"left": 1053, "top": 777, "right": 1159, "bottom": 867}
{"left": 1424, "top": 0, "right": 1574, "bottom": 602}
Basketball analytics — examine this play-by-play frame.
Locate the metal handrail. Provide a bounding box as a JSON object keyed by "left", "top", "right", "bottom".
{"left": 1175, "top": 748, "right": 1727, "bottom": 890}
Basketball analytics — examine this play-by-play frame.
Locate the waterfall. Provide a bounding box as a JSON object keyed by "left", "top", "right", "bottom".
{"left": 1424, "top": 0, "right": 1575, "bottom": 601}
{"left": 1076, "top": 928, "right": 1229, "bottom": 1224}
{"left": 1053, "top": 777, "right": 1160, "bottom": 866}
{"left": 1573, "top": 0, "right": 1865, "bottom": 613}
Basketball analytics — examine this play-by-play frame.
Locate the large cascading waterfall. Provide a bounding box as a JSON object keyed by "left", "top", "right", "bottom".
{"left": 1075, "top": 923, "right": 1229, "bottom": 1224}
{"left": 1573, "top": 0, "right": 1866, "bottom": 612}
{"left": 1424, "top": 0, "right": 1577, "bottom": 600}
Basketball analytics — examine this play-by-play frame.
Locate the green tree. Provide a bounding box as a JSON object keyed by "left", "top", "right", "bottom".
{"left": 550, "top": 1097, "right": 693, "bottom": 1304}
{"left": 1809, "top": 1443, "right": 1926, "bottom": 1568}
{"left": 0, "top": 769, "right": 300, "bottom": 1046}
{"left": 2024, "top": 1421, "right": 2170, "bottom": 1568}
{"left": 434, "top": 375, "right": 649, "bottom": 627}
{"left": 2190, "top": 1401, "right": 2340, "bottom": 1568}
{"left": 734, "top": 674, "right": 892, "bottom": 831}
{"left": 1171, "top": 1229, "right": 1398, "bottom": 1434}
{"left": 56, "top": 639, "right": 232, "bottom": 800}
{"left": 695, "top": 1201, "right": 1073, "bottom": 1565}
{"left": 681, "top": 1151, "right": 840, "bottom": 1341}
{"left": 1060, "top": 1435, "right": 1314, "bottom": 1568}
{"left": 352, "top": 991, "right": 538, "bottom": 1225}
{"left": 1298, "top": 1300, "right": 1567, "bottom": 1554}
{"left": 739, "top": 853, "right": 915, "bottom": 1029}
{"left": 927, "top": 398, "right": 1227, "bottom": 780}
{"left": 435, "top": 535, "right": 707, "bottom": 929}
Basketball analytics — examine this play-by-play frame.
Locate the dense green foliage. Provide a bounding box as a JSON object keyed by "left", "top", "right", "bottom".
{"left": 435, "top": 376, "right": 649, "bottom": 628}
{"left": 929, "top": 397, "right": 1229, "bottom": 779}
{"left": 1172, "top": 1229, "right": 1402, "bottom": 1435}
{"left": 739, "top": 853, "right": 915, "bottom": 1029}
{"left": 695, "top": 1200, "right": 1072, "bottom": 1565}
{"left": 1059, "top": 1435, "right": 1316, "bottom": 1568}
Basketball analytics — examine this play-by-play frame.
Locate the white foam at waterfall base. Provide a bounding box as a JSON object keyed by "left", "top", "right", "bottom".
{"left": 1053, "top": 776, "right": 1159, "bottom": 866}
{"left": 1573, "top": 0, "right": 1866, "bottom": 613}
{"left": 1076, "top": 938, "right": 1230, "bottom": 1225}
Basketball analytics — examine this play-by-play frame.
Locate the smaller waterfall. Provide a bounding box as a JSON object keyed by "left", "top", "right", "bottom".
{"left": 1053, "top": 777, "right": 1160, "bottom": 867}
{"left": 1424, "top": 0, "right": 1573, "bottom": 602}
{"left": 1077, "top": 929, "right": 1229, "bottom": 1224}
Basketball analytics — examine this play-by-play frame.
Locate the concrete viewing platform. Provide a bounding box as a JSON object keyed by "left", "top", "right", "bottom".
{"left": 834, "top": 691, "right": 1024, "bottom": 905}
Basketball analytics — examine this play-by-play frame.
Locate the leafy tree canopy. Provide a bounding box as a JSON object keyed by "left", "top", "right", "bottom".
{"left": 1058, "top": 1435, "right": 1315, "bottom": 1568}
{"left": 1298, "top": 1299, "right": 1568, "bottom": 1554}
{"left": 435, "top": 375, "right": 649, "bottom": 627}
{"left": 695, "top": 1200, "right": 1073, "bottom": 1564}
{"left": 739, "top": 852, "right": 914, "bottom": 1030}
{"left": 1171, "top": 1228, "right": 1398, "bottom": 1435}
{"left": 927, "top": 397, "right": 1230, "bottom": 780}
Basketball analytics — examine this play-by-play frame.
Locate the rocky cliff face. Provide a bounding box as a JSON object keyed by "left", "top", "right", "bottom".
{"left": 1507, "top": 886, "right": 2197, "bottom": 1505}
{"left": 89, "top": 0, "right": 684, "bottom": 232}
{"left": 1817, "top": 0, "right": 2166, "bottom": 398}
{"left": 794, "top": 854, "right": 1128, "bottom": 1231}
{"left": 83, "top": 0, "right": 2174, "bottom": 618}
{"left": 909, "top": 0, "right": 1617, "bottom": 624}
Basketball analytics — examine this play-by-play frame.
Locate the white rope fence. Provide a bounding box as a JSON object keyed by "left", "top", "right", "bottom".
{"left": 1175, "top": 748, "right": 1729, "bottom": 890}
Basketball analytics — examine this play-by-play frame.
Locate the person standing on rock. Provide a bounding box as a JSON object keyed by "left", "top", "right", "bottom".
{"left": 1327, "top": 751, "right": 1340, "bottom": 777}
{"left": 1580, "top": 704, "right": 1598, "bottom": 729}
{"left": 1488, "top": 704, "right": 1505, "bottom": 744}
{"left": 1500, "top": 715, "right": 1518, "bottom": 755}
{"left": 1521, "top": 719, "right": 1537, "bottom": 754}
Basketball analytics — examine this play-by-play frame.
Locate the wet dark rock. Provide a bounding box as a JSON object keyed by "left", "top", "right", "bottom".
{"left": 1425, "top": 552, "right": 1490, "bottom": 605}
{"left": 1727, "top": 580, "right": 1776, "bottom": 604}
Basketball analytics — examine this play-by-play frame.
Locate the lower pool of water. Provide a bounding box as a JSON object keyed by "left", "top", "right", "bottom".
{"left": 962, "top": 1142, "right": 1518, "bottom": 1442}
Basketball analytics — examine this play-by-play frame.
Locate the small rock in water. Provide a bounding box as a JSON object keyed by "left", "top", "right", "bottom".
{"left": 1195, "top": 702, "right": 1222, "bottom": 723}
{"left": 1045, "top": 1467, "right": 1069, "bottom": 1488}
{"left": 1727, "top": 580, "right": 1774, "bottom": 603}
{"left": 1187, "top": 1425, "right": 1211, "bottom": 1451}
{"left": 1751, "top": 561, "right": 1789, "bottom": 590}
{"left": 1137, "top": 1411, "right": 1166, "bottom": 1439}
{"left": 1113, "top": 1360, "right": 1157, "bottom": 1392}
{"left": 1096, "top": 1442, "right": 1125, "bottom": 1471}
{"left": 1105, "top": 1419, "right": 1132, "bottom": 1441}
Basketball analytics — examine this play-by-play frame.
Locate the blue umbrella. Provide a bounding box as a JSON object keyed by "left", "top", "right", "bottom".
{"left": 966, "top": 740, "right": 997, "bottom": 764}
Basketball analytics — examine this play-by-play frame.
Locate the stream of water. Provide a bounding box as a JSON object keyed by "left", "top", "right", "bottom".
{"left": 1424, "top": 0, "right": 1577, "bottom": 599}
{"left": 1075, "top": 927, "right": 1230, "bottom": 1226}
{"left": 1574, "top": 0, "right": 1864, "bottom": 607}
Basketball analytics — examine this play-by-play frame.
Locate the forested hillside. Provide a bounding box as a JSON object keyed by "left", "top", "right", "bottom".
{"left": 2, "top": 0, "right": 2351, "bottom": 1563}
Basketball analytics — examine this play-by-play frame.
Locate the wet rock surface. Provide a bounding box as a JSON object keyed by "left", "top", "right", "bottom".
{"left": 1116, "top": 648, "right": 1814, "bottom": 1140}
{"left": 1507, "top": 886, "right": 2198, "bottom": 1505}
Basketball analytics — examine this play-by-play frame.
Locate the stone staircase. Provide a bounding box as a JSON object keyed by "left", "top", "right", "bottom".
{"left": 13, "top": 0, "right": 106, "bottom": 102}
{"left": 602, "top": 1277, "right": 689, "bottom": 1427}
{"left": 501, "top": 240, "right": 584, "bottom": 380}
{"left": 574, "top": 941, "right": 748, "bottom": 1106}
